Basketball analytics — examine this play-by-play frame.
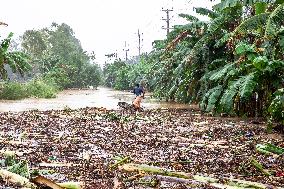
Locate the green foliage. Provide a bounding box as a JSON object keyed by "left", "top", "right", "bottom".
{"left": 194, "top": 7, "right": 219, "bottom": 18}
{"left": 0, "top": 82, "right": 28, "bottom": 100}
{"left": 43, "top": 68, "right": 70, "bottom": 89}
{"left": 253, "top": 56, "right": 268, "bottom": 70}
{"left": 235, "top": 42, "right": 255, "bottom": 55}
{"left": 209, "top": 63, "right": 236, "bottom": 82}
{"left": 0, "top": 79, "right": 58, "bottom": 100}
{"left": 26, "top": 79, "right": 58, "bottom": 98}
{"left": 213, "top": 0, "right": 241, "bottom": 11}
{"left": 21, "top": 23, "right": 102, "bottom": 89}
{"left": 220, "top": 80, "right": 239, "bottom": 112}
{"left": 0, "top": 32, "right": 31, "bottom": 80}
{"left": 265, "top": 4, "right": 284, "bottom": 37}
{"left": 279, "top": 35, "right": 284, "bottom": 50}
{"left": 7, "top": 160, "right": 30, "bottom": 178}
{"left": 21, "top": 30, "right": 48, "bottom": 58}
{"left": 200, "top": 85, "right": 223, "bottom": 112}
{"left": 207, "top": 15, "right": 226, "bottom": 33}
{"left": 178, "top": 14, "right": 199, "bottom": 22}
{"left": 214, "top": 33, "right": 231, "bottom": 48}
{"left": 3, "top": 153, "right": 30, "bottom": 178}
{"left": 238, "top": 73, "right": 257, "bottom": 100}
{"left": 269, "top": 88, "right": 284, "bottom": 124}
{"left": 255, "top": 2, "right": 267, "bottom": 15}
{"left": 213, "top": 0, "right": 273, "bottom": 11}
{"left": 77, "top": 63, "right": 102, "bottom": 88}
{"left": 103, "top": 55, "right": 151, "bottom": 91}
{"left": 233, "top": 13, "right": 270, "bottom": 35}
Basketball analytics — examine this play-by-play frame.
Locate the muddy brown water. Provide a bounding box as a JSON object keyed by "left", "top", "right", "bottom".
{"left": 0, "top": 87, "right": 196, "bottom": 112}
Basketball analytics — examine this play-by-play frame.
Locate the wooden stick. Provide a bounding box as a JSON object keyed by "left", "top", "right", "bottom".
{"left": 119, "top": 163, "right": 283, "bottom": 189}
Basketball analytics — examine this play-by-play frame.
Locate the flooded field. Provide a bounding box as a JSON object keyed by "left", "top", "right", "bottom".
{"left": 0, "top": 87, "right": 196, "bottom": 112}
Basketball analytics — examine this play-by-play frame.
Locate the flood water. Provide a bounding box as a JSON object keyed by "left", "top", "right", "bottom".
{"left": 0, "top": 87, "right": 196, "bottom": 112}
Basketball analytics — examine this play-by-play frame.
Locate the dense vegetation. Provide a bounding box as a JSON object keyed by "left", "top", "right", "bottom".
{"left": 103, "top": 56, "right": 151, "bottom": 90}
{"left": 103, "top": 0, "right": 284, "bottom": 125}
{"left": 21, "top": 23, "right": 102, "bottom": 89}
{"left": 0, "top": 23, "right": 102, "bottom": 99}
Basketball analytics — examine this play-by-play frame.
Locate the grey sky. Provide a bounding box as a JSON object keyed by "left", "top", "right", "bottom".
{"left": 0, "top": 0, "right": 218, "bottom": 65}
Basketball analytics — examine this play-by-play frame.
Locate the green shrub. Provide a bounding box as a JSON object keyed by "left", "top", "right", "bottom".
{"left": 269, "top": 88, "right": 284, "bottom": 124}
{"left": 26, "top": 79, "right": 58, "bottom": 98}
{"left": 0, "top": 79, "right": 58, "bottom": 100}
{"left": 0, "top": 82, "right": 28, "bottom": 100}
{"left": 43, "top": 68, "right": 70, "bottom": 90}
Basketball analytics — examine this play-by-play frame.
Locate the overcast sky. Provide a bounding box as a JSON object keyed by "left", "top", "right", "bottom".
{"left": 0, "top": 0, "right": 218, "bottom": 66}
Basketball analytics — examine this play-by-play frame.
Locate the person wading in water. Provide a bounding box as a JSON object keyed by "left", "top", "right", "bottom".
{"left": 132, "top": 83, "right": 145, "bottom": 110}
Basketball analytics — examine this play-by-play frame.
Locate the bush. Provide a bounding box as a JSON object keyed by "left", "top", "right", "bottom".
{"left": 0, "top": 79, "right": 58, "bottom": 100}
{"left": 43, "top": 68, "right": 70, "bottom": 90}
{"left": 0, "top": 82, "right": 28, "bottom": 100}
{"left": 26, "top": 79, "right": 58, "bottom": 98}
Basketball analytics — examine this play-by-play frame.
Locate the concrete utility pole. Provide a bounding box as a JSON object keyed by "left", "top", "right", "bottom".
{"left": 123, "top": 41, "right": 129, "bottom": 61}
{"left": 137, "top": 29, "right": 143, "bottom": 57}
{"left": 162, "top": 8, "right": 173, "bottom": 36}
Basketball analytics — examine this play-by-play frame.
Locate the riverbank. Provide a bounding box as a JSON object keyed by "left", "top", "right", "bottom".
{"left": 0, "top": 107, "right": 283, "bottom": 188}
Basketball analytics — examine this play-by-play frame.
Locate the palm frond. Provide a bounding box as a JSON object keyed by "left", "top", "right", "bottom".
{"left": 206, "top": 85, "right": 223, "bottom": 111}
{"left": 213, "top": 0, "right": 273, "bottom": 11}
{"left": 166, "top": 21, "right": 208, "bottom": 51}
{"left": 279, "top": 35, "right": 284, "bottom": 51}
{"left": 210, "top": 63, "right": 236, "bottom": 82}
{"left": 208, "top": 15, "right": 227, "bottom": 33}
{"left": 215, "top": 32, "right": 231, "bottom": 48}
{"left": 194, "top": 7, "right": 219, "bottom": 19}
{"left": 178, "top": 13, "right": 199, "bottom": 22}
{"left": 239, "top": 73, "right": 257, "bottom": 100}
{"left": 220, "top": 80, "right": 239, "bottom": 112}
{"left": 235, "top": 42, "right": 256, "bottom": 55}
{"left": 209, "top": 58, "right": 228, "bottom": 69}
{"left": 177, "top": 21, "right": 208, "bottom": 31}
{"left": 166, "top": 31, "right": 190, "bottom": 51}
{"left": 186, "top": 14, "right": 227, "bottom": 63}
{"left": 264, "top": 59, "right": 284, "bottom": 72}
{"left": 265, "top": 4, "right": 284, "bottom": 37}
{"left": 187, "top": 33, "right": 212, "bottom": 64}
{"left": 200, "top": 85, "right": 223, "bottom": 111}
{"left": 233, "top": 13, "right": 270, "bottom": 35}
{"left": 213, "top": 0, "right": 241, "bottom": 11}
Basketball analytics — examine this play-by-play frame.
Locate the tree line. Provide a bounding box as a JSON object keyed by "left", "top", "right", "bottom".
{"left": 0, "top": 23, "right": 102, "bottom": 99}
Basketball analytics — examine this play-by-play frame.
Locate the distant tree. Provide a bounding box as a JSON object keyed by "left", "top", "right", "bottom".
{"left": 21, "top": 23, "right": 102, "bottom": 88}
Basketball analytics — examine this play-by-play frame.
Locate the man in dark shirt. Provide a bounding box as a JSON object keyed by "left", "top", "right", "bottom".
{"left": 132, "top": 84, "right": 145, "bottom": 110}
{"left": 133, "top": 84, "right": 144, "bottom": 97}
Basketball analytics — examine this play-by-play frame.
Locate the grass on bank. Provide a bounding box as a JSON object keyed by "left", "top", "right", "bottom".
{"left": 0, "top": 79, "right": 58, "bottom": 100}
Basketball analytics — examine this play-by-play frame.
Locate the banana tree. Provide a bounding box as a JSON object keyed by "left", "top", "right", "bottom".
{"left": 0, "top": 32, "right": 31, "bottom": 80}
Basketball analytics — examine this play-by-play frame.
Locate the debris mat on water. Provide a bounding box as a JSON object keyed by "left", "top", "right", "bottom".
{"left": 0, "top": 107, "right": 283, "bottom": 188}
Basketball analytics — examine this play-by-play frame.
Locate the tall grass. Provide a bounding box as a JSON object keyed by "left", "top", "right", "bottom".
{"left": 0, "top": 82, "right": 28, "bottom": 100}
{"left": 0, "top": 79, "right": 58, "bottom": 100}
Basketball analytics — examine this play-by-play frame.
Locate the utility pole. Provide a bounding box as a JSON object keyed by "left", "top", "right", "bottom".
{"left": 162, "top": 8, "right": 173, "bottom": 36}
{"left": 123, "top": 41, "right": 129, "bottom": 61}
{"left": 137, "top": 29, "right": 143, "bottom": 57}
